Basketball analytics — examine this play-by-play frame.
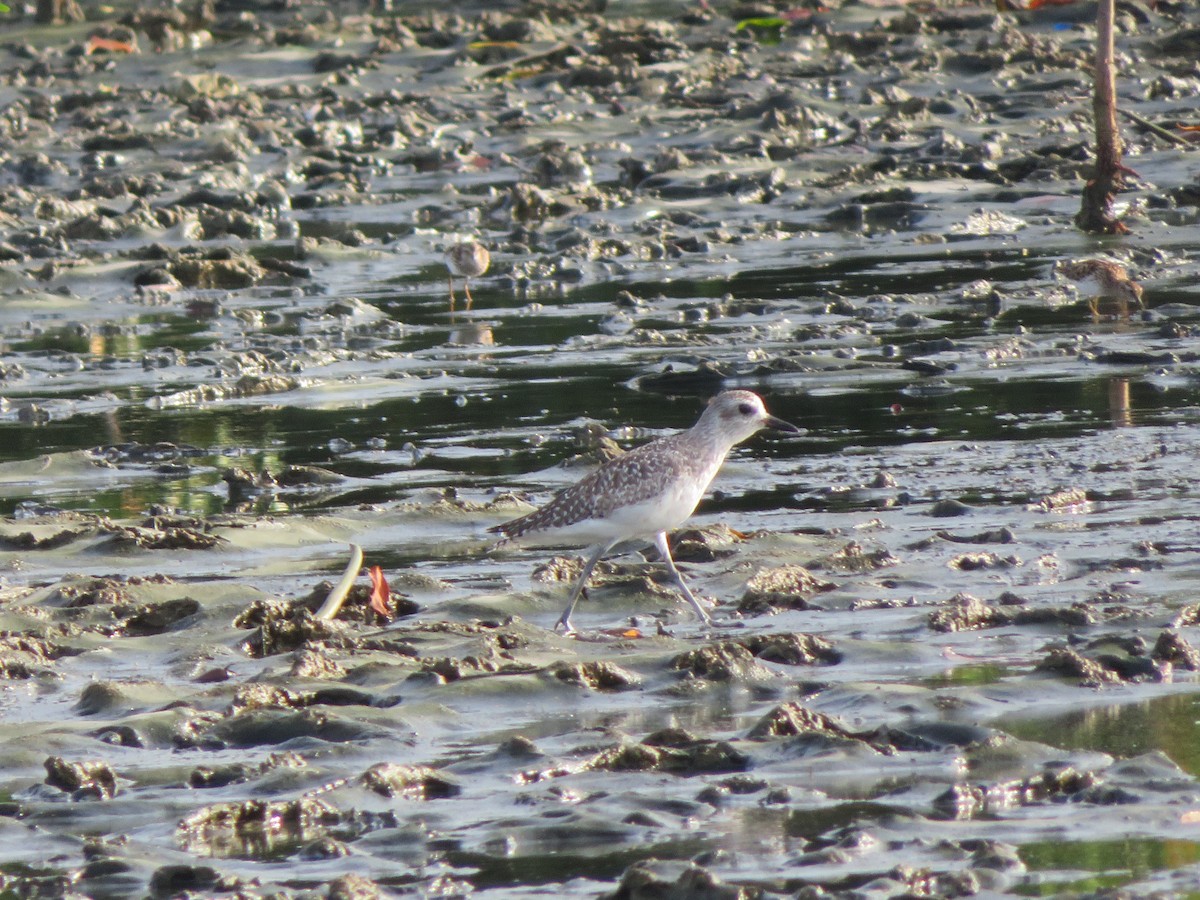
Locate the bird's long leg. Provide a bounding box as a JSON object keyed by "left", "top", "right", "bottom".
{"left": 653, "top": 531, "right": 712, "bottom": 625}
{"left": 448, "top": 275, "right": 457, "bottom": 317}
{"left": 556, "top": 541, "right": 616, "bottom": 634}
{"left": 463, "top": 279, "right": 474, "bottom": 311}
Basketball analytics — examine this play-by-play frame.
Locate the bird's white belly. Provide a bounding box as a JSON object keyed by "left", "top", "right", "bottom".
{"left": 605, "top": 486, "right": 702, "bottom": 535}
{"left": 516, "top": 472, "right": 711, "bottom": 549}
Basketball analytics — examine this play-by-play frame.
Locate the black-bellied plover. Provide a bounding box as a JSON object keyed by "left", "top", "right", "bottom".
{"left": 1056, "top": 259, "right": 1144, "bottom": 317}
{"left": 490, "top": 390, "right": 799, "bottom": 634}
{"left": 445, "top": 239, "right": 490, "bottom": 312}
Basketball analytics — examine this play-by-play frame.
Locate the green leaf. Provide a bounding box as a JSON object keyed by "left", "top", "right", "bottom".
{"left": 734, "top": 16, "right": 785, "bottom": 44}
{"left": 734, "top": 16, "right": 786, "bottom": 31}
{"left": 0, "top": 3, "right": 10, "bottom": 10}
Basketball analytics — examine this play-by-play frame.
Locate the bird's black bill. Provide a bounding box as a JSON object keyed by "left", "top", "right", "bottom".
{"left": 764, "top": 415, "right": 801, "bottom": 434}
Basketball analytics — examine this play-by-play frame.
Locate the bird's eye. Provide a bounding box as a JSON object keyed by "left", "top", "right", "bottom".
{"left": 737, "top": 402, "right": 755, "bottom": 416}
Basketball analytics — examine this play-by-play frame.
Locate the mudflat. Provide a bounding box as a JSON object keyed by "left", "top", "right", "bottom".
{"left": 0, "top": 1, "right": 1199, "bottom": 896}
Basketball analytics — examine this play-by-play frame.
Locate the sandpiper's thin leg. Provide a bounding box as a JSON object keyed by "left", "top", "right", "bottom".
{"left": 463, "top": 280, "right": 474, "bottom": 311}
{"left": 448, "top": 275, "right": 457, "bottom": 315}
{"left": 653, "top": 531, "right": 711, "bottom": 624}
{"left": 556, "top": 541, "right": 616, "bottom": 634}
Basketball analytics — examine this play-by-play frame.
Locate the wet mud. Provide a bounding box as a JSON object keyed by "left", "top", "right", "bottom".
{"left": 1, "top": 0, "right": 1200, "bottom": 896}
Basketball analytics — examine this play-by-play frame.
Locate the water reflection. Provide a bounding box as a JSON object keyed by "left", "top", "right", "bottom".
{"left": 1109, "top": 377, "right": 1132, "bottom": 428}
{"left": 1000, "top": 694, "right": 1200, "bottom": 775}
{"left": 1018, "top": 837, "right": 1200, "bottom": 897}
{"left": 2, "top": 364, "right": 1199, "bottom": 519}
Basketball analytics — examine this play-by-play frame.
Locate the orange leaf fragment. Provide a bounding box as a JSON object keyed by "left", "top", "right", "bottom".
{"left": 87, "top": 36, "right": 136, "bottom": 54}
{"left": 600, "top": 627, "right": 642, "bottom": 639}
{"left": 368, "top": 565, "right": 391, "bottom": 618}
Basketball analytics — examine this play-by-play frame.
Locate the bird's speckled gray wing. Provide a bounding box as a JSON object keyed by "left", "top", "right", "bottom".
{"left": 490, "top": 433, "right": 710, "bottom": 539}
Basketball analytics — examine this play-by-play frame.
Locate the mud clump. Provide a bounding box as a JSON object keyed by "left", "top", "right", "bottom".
{"left": 748, "top": 702, "right": 856, "bottom": 741}
{"left": 930, "top": 592, "right": 1107, "bottom": 632}
{"left": 672, "top": 634, "right": 841, "bottom": 682}
{"left": 103, "top": 522, "right": 223, "bottom": 551}
{"left": 228, "top": 684, "right": 388, "bottom": 714}
{"left": 544, "top": 659, "right": 642, "bottom": 690}
{"left": 235, "top": 601, "right": 347, "bottom": 658}
{"left": 745, "top": 701, "right": 909, "bottom": 758}
{"left": 158, "top": 257, "right": 264, "bottom": 291}
{"left": 417, "top": 655, "right": 503, "bottom": 683}
{"left": 813, "top": 541, "right": 900, "bottom": 574}
{"left": 0, "top": 634, "right": 75, "bottom": 679}
{"left": 605, "top": 862, "right": 752, "bottom": 900}
{"left": 1032, "top": 487, "right": 1089, "bottom": 512}
{"left": 50, "top": 576, "right": 136, "bottom": 608}
{"left": 671, "top": 642, "right": 768, "bottom": 682}
{"left": 360, "top": 763, "right": 460, "bottom": 800}
{"left": 928, "top": 593, "right": 1009, "bottom": 632}
{"left": 741, "top": 632, "right": 842, "bottom": 666}
{"left": 587, "top": 728, "right": 749, "bottom": 775}
{"left": 667, "top": 524, "right": 743, "bottom": 563}
{"left": 933, "top": 766, "right": 1115, "bottom": 820}
{"left": 1153, "top": 630, "right": 1200, "bottom": 671}
{"left": 117, "top": 597, "right": 200, "bottom": 635}
{"left": 738, "top": 564, "right": 836, "bottom": 614}
{"left": 189, "top": 752, "right": 306, "bottom": 790}
{"left": 235, "top": 577, "right": 416, "bottom": 657}
{"left": 44, "top": 756, "right": 117, "bottom": 800}
{"left": 178, "top": 798, "right": 344, "bottom": 854}
{"left": 532, "top": 555, "right": 674, "bottom": 599}
{"left": 1035, "top": 647, "right": 1147, "bottom": 686}
{"left": 1032, "top": 629, "right": 1200, "bottom": 686}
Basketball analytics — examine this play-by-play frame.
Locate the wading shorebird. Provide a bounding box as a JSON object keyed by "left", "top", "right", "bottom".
{"left": 490, "top": 390, "right": 799, "bottom": 634}
{"left": 1056, "top": 259, "right": 1144, "bottom": 318}
{"left": 445, "top": 239, "right": 490, "bottom": 312}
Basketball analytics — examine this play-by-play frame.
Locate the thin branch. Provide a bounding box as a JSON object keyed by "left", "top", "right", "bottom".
{"left": 1118, "top": 108, "right": 1191, "bottom": 148}
{"left": 1076, "top": 0, "right": 1130, "bottom": 234}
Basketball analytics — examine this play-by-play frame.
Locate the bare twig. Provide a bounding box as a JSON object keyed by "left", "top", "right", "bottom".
{"left": 1076, "top": 0, "right": 1130, "bottom": 234}
{"left": 1118, "top": 108, "right": 1191, "bottom": 147}
{"left": 314, "top": 544, "right": 364, "bottom": 621}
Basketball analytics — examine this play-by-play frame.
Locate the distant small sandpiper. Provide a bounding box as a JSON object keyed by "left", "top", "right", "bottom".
{"left": 1056, "top": 259, "right": 1143, "bottom": 317}
{"left": 445, "top": 239, "right": 490, "bottom": 312}
{"left": 490, "top": 390, "right": 799, "bottom": 634}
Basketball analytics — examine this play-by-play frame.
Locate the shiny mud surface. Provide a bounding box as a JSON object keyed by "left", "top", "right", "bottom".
{"left": 2, "top": 1, "right": 1200, "bottom": 897}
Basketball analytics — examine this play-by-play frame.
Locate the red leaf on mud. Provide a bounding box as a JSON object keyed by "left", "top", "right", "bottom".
{"left": 368, "top": 565, "right": 391, "bottom": 618}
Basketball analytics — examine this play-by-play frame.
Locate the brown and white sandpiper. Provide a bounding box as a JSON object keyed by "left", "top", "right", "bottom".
{"left": 490, "top": 390, "right": 799, "bottom": 634}
{"left": 445, "top": 239, "right": 490, "bottom": 312}
{"left": 1056, "top": 259, "right": 1144, "bottom": 317}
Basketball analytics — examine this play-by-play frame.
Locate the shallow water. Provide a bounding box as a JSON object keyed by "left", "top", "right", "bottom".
{"left": 1, "top": 1, "right": 1200, "bottom": 897}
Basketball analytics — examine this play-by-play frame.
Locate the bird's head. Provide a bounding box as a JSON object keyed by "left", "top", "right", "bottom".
{"left": 700, "top": 390, "right": 799, "bottom": 446}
